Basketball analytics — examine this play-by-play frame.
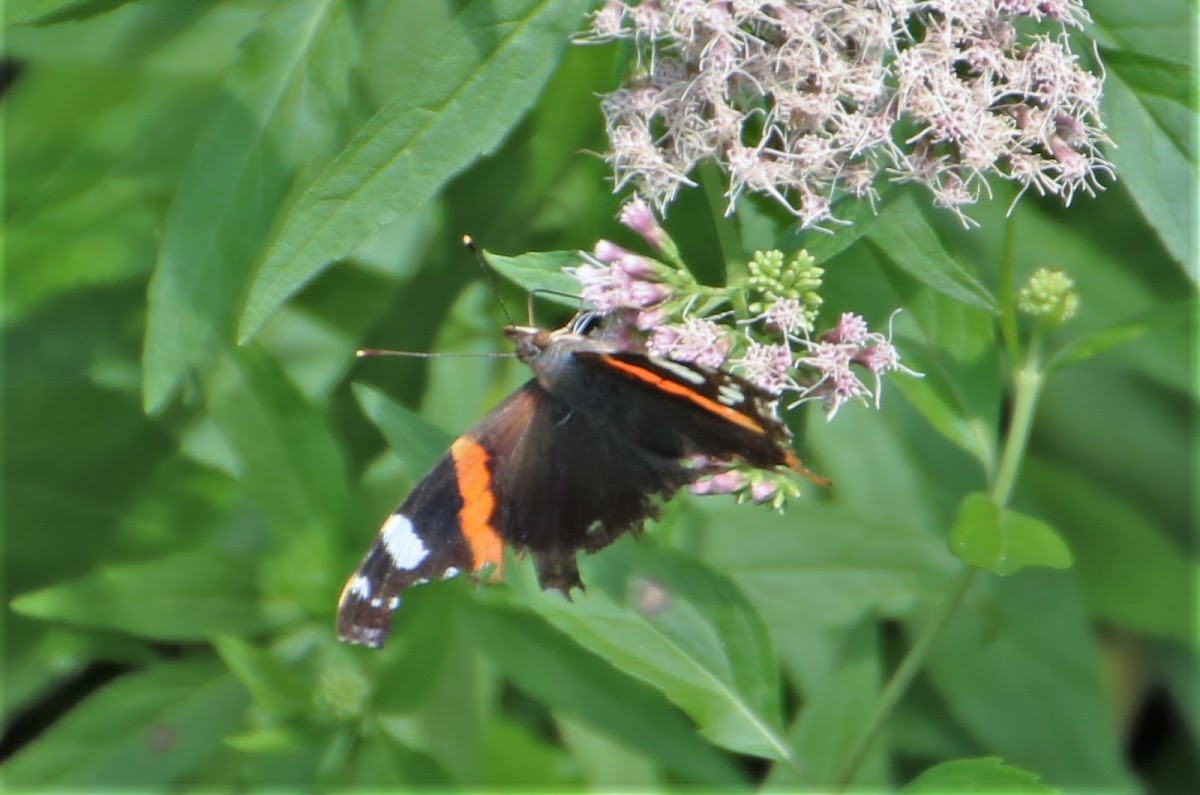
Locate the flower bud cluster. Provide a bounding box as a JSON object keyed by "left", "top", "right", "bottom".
{"left": 1017, "top": 267, "right": 1080, "bottom": 325}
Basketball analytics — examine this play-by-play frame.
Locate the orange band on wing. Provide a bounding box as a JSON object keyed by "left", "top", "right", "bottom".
{"left": 450, "top": 436, "right": 504, "bottom": 573}
{"left": 598, "top": 355, "right": 766, "bottom": 435}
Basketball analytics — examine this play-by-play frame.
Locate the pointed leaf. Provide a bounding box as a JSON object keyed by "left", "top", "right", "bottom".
{"left": 1023, "top": 457, "right": 1197, "bottom": 646}
{"left": 213, "top": 636, "right": 309, "bottom": 718}
{"left": 239, "top": 0, "right": 594, "bottom": 343}
{"left": 865, "top": 191, "right": 997, "bottom": 311}
{"left": 769, "top": 619, "right": 887, "bottom": 790}
{"left": 1, "top": 659, "right": 247, "bottom": 787}
{"left": 700, "top": 501, "right": 958, "bottom": 632}
{"left": 143, "top": 0, "right": 354, "bottom": 411}
{"left": 467, "top": 605, "right": 743, "bottom": 785}
{"left": 5, "top": 0, "right": 136, "bottom": 25}
{"left": 922, "top": 571, "right": 1137, "bottom": 789}
{"left": 483, "top": 249, "right": 583, "bottom": 307}
{"left": 10, "top": 548, "right": 272, "bottom": 641}
{"left": 204, "top": 346, "right": 350, "bottom": 538}
{"left": 903, "top": 757, "right": 1059, "bottom": 794}
{"left": 512, "top": 537, "right": 793, "bottom": 763}
{"left": 1098, "top": 46, "right": 1197, "bottom": 279}
{"left": 891, "top": 285, "right": 1001, "bottom": 468}
{"left": 949, "top": 492, "right": 1073, "bottom": 576}
{"left": 352, "top": 382, "right": 452, "bottom": 480}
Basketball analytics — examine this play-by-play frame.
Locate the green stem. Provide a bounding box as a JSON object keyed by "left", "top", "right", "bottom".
{"left": 990, "top": 331, "right": 1044, "bottom": 506}
{"left": 997, "top": 214, "right": 1020, "bottom": 365}
{"left": 831, "top": 334, "right": 1048, "bottom": 790}
{"left": 832, "top": 566, "right": 976, "bottom": 792}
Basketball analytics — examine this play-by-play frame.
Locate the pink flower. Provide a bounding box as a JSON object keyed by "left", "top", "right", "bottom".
{"left": 668, "top": 318, "right": 730, "bottom": 368}
{"left": 593, "top": 239, "right": 630, "bottom": 264}
{"left": 750, "top": 480, "right": 777, "bottom": 503}
{"left": 618, "top": 195, "right": 666, "bottom": 252}
{"left": 732, "top": 341, "right": 793, "bottom": 395}
{"left": 625, "top": 280, "right": 670, "bottom": 308}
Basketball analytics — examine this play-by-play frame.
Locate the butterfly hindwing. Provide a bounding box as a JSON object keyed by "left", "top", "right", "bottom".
{"left": 491, "top": 382, "right": 694, "bottom": 591}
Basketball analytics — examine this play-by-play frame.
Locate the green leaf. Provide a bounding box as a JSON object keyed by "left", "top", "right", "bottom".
{"left": 3, "top": 177, "right": 158, "bottom": 324}
{"left": 696, "top": 497, "right": 956, "bottom": 690}
{"left": 143, "top": 0, "right": 356, "bottom": 411}
{"left": 555, "top": 715, "right": 664, "bottom": 790}
{"left": 768, "top": 619, "right": 887, "bottom": 790}
{"left": 352, "top": 382, "right": 452, "bottom": 479}
{"left": 1100, "top": 48, "right": 1198, "bottom": 279}
{"left": 375, "top": 612, "right": 493, "bottom": 784}
{"left": 204, "top": 346, "right": 351, "bottom": 538}
{"left": 903, "top": 757, "right": 1059, "bottom": 794}
{"left": 779, "top": 190, "right": 880, "bottom": 263}
{"left": 700, "top": 500, "right": 957, "bottom": 628}
{"left": 483, "top": 249, "right": 583, "bottom": 308}
{"left": 1, "top": 658, "right": 247, "bottom": 787}
{"left": 921, "top": 571, "right": 1137, "bottom": 789}
{"left": 223, "top": 726, "right": 306, "bottom": 755}
{"left": 511, "top": 537, "right": 794, "bottom": 764}
{"left": 1047, "top": 299, "right": 1194, "bottom": 374}
{"left": 10, "top": 548, "right": 272, "bottom": 641}
{"left": 238, "top": 0, "right": 594, "bottom": 344}
{"left": 1090, "top": 0, "right": 1195, "bottom": 64}
{"left": 882, "top": 295, "right": 1000, "bottom": 472}
{"left": 1098, "top": 47, "right": 1197, "bottom": 109}
{"left": 213, "top": 636, "right": 309, "bottom": 718}
{"left": 467, "top": 604, "right": 743, "bottom": 785}
{"left": 4, "top": 0, "right": 134, "bottom": 26}
{"left": 949, "top": 493, "right": 1073, "bottom": 575}
{"left": 480, "top": 718, "right": 579, "bottom": 788}
{"left": 1022, "top": 457, "right": 1197, "bottom": 646}
{"left": 865, "top": 191, "right": 997, "bottom": 311}
{"left": 1047, "top": 323, "right": 1148, "bottom": 371}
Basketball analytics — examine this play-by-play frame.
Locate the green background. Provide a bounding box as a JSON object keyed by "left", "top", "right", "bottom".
{"left": 3, "top": 0, "right": 1195, "bottom": 791}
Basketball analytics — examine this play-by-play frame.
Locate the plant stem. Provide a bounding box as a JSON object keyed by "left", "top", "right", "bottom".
{"left": 997, "top": 215, "right": 1020, "bottom": 364}
{"left": 831, "top": 334, "right": 1047, "bottom": 790}
{"left": 990, "top": 332, "right": 1043, "bottom": 506}
{"left": 832, "top": 566, "right": 976, "bottom": 792}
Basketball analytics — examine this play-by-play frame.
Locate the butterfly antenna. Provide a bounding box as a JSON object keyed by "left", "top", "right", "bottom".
{"left": 462, "top": 235, "right": 517, "bottom": 327}
{"left": 356, "top": 349, "right": 515, "bottom": 360}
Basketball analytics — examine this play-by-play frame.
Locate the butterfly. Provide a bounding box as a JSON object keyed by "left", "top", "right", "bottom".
{"left": 337, "top": 314, "right": 814, "bottom": 647}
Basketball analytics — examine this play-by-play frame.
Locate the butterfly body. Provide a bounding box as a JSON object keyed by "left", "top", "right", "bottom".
{"left": 337, "top": 321, "right": 803, "bottom": 648}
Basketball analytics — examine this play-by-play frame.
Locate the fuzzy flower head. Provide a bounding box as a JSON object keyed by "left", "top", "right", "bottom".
{"left": 582, "top": 0, "right": 1112, "bottom": 228}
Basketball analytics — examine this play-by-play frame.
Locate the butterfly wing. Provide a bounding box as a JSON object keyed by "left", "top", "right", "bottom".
{"left": 490, "top": 386, "right": 694, "bottom": 592}
{"left": 336, "top": 383, "right": 540, "bottom": 647}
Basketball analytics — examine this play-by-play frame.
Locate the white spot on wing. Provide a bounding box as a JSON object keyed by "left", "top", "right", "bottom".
{"left": 718, "top": 383, "right": 744, "bottom": 405}
{"left": 380, "top": 513, "right": 429, "bottom": 570}
{"left": 347, "top": 575, "right": 372, "bottom": 600}
{"left": 654, "top": 359, "right": 707, "bottom": 385}
{"left": 443, "top": 566, "right": 461, "bottom": 579}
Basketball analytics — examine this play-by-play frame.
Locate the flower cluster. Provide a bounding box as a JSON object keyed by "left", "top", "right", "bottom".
{"left": 570, "top": 196, "right": 921, "bottom": 505}
{"left": 582, "top": 0, "right": 1112, "bottom": 228}
{"left": 1017, "top": 266, "right": 1080, "bottom": 325}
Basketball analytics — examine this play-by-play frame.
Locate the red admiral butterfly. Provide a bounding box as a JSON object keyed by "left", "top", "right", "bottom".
{"left": 337, "top": 315, "right": 813, "bottom": 648}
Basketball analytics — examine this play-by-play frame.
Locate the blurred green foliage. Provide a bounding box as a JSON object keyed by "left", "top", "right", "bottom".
{"left": 2, "top": 0, "right": 1195, "bottom": 792}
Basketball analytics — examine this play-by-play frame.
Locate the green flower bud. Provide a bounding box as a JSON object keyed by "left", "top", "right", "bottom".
{"left": 1017, "top": 268, "right": 1080, "bottom": 326}
{"left": 313, "top": 662, "right": 370, "bottom": 722}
